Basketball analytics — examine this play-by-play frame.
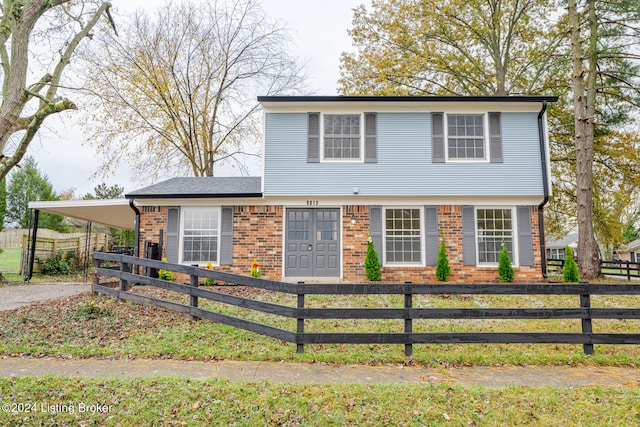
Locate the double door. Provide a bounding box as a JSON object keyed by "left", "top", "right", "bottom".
{"left": 285, "top": 208, "right": 340, "bottom": 277}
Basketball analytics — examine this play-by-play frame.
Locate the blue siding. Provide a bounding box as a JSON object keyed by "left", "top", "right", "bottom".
{"left": 263, "top": 112, "right": 544, "bottom": 196}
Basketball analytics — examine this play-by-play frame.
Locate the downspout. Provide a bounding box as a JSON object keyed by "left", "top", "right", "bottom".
{"left": 537, "top": 101, "right": 549, "bottom": 278}
{"left": 129, "top": 198, "right": 141, "bottom": 258}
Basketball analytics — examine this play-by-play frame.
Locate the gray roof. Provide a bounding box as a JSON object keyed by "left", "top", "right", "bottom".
{"left": 621, "top": 239, "right": 640, "bottom": 252}
{"left": 546, "top": 232, "right": 579, "bottom": 248}
{"left": 126, "top": 177, "right": 262, "bottom": 199}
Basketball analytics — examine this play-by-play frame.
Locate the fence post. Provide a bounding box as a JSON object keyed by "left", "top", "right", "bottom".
{"left": 190, "top": 265, "right": 200, "bottom": 321}
{"left": 92, "top": 257, "right": 100, "bottom": 297}
{"left": 297, "top": 281, "right": 305, "bottom": 354}
{"left": 579, "top": 281, "right": 594, "bottom": 355}
{"left": 404, "top": 281, "right": 413, "bottom": 357}
{"left": 119, "top": 259, "right": 130, "bottom": 291}
{"left": 626, "top": 261, "right": 631, "bottom": 281}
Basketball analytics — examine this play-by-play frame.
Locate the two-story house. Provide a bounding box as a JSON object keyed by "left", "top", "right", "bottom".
{"left": 126, "top": 95, "right": 557, "bottom": 283}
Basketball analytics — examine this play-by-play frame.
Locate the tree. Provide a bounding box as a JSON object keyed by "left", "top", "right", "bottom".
{"left": 339, "top": 0, "right": 562, "bottom": 96}
{"left": 563, "top": 245, "right": 580, "bottom": 283}
{"left": 0, "top": 178, "right": 5, "bottom": 229}
{"left": 6, "top": 156, "right": 65, "bottom": 230}
{"left": 0, "top": 0, "right": 113, "bottom": 182}
{"left": 365, "top": 236, "right": 381, "bottom": 281}
{"left": 567, "top": 0, "right": 640, "bottom": 279}
{"left": 83, "top": 183, "right": 124, "bottom": 200}
{"left": 435, "top": 233, "right": 450, "bottom": 282}
{"left": 498, "top": 243, "right": 514, "bottom": 282}
{"left": 81, "top": 0, "right": 306, "bottom": 181}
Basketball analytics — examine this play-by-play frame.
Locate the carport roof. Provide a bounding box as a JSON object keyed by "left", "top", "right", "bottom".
{"left": 28, "top": 199, "right": 135, "bottom": 230}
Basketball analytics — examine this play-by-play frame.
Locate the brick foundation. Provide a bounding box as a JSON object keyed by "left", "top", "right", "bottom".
{"left": 137, "top": 204, "right": 544, "bottom": 284}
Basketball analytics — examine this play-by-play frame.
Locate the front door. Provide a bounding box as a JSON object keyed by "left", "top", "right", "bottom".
{"left": 285, "top": 208, "right": 340, "bottom": 277}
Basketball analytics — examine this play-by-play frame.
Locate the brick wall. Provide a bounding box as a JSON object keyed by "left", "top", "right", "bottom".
{"left": 138, "top": 203, "right": 544, "bottom": 284}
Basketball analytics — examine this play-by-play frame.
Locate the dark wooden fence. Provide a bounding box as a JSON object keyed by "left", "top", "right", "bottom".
{"left": 94, "top": 252, "right": 640, "bottom": 356}
{"left": 548, "top": 258, "right": 640, "bottom": 280}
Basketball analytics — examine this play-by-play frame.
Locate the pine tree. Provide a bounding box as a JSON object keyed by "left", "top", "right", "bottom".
{"left": 365, "top": 236, "right": 381, "bottom": 281}
{"left": 498, "top": 243, "right": 514, "bottom": 282}
{"left": 435, "top": 234, "right": 450, "bottom": 282}
{"left": 563, "top": 245, "right": 580, "bottom": 283}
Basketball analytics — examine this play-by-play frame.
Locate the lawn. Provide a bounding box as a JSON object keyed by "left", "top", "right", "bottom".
{"left": 2, "top": 283, "right": 640, "bottom": 425}
{"left": 1, "top": 376, "right": 639, "bottom": 426}
{"left": 0, "top": 248, "right": 21, "bottom": 274}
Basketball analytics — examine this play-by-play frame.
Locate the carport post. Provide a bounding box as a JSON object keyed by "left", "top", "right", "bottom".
{"left": 26, "top": 209, "right": 40, "bottom": 282}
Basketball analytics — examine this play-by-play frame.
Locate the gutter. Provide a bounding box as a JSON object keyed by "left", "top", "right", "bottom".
{"left": 129, "top": 199, "right": 141, "bottom": 258}
{"left": 537, "top": 101, "right": 550, "bottom": 278}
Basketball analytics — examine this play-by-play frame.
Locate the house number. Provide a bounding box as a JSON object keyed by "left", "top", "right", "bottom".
{"left": 306, "top": 200, "right": 319, "bottom": 206}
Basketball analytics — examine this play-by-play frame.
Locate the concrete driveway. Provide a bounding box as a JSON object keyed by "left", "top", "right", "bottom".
{"left": 0, "top": 283, "right": 91, "bottom": 311}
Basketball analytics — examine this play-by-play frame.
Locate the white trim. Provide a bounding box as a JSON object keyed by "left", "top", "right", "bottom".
{"left": 382, "top": 206, "right": 425, "bottom": 267}
{"left": 320, "top": 112, "right": 364, "bottom": 163}
{"left": 178, "top": 206, "right": 222, "bottom": 266}
{"left": 474, "top": 206, "right": 519, "bottom": 267}
{"left": 444, "top": 112, "right": 490, "bottom": 163}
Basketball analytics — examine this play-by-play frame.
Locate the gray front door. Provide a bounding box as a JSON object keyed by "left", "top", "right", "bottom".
{"left": 285, "top": 208, "right": 340, "bottom": 277}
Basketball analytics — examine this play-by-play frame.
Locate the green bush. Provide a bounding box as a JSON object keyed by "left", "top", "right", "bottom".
{"left": 38, "top": 252, "right": 74, "bottom": 275}
{"left": 364, "top": 236, "right": 381, "bottom": 281}
{"left": 435, "top": 233, "right": 450, "bottom": 282}
{"left": 498, "top": 243, "right": 514, "bottom": 282}
{"left": 563, "top": 245, "right": 580, "bottom": 282}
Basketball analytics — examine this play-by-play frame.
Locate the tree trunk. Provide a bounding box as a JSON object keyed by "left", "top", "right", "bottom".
{"left": 569, "top": 0, "right": 601, "bottom": 280}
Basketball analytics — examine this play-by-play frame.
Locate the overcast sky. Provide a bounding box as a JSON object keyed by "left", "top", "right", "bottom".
{"left": 33, "top": 0, "right": 361, "bottom": 197}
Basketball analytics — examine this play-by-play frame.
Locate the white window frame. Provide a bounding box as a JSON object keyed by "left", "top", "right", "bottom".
{"left": 445, "top": 112, "right": 490, "bottom": 163}
{"left": 320, "top": 112, "right": 364, "bottom": 163}
{"left": 475, "top": 206, "right": 518, "bottom": 267}
{"left": 179, "top": 206, "right": 221, "bottom": 266}
{"left": 382, "top": 207, "right": 424, "bottom": 266}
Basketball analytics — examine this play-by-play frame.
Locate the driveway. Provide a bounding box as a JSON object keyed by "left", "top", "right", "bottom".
{"left": 0, "top": 283, "right": 91, "bottom": 311}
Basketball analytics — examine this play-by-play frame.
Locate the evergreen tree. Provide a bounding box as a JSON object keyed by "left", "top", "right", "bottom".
{"left": 365, "top": 236, "right": 381, "bottom": 281}
{"left": 435, "top": 233, "right": 450, "bottom": 282}
{"left": 563, "top": 245, "right": 580, "bottom": 283}
{"left": 498, "top": 243, "right": 514, "bottom": 282}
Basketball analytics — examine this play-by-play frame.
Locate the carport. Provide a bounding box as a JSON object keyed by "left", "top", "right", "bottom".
{"left": 26, "top": 199, "right": 138, "bottom": 281}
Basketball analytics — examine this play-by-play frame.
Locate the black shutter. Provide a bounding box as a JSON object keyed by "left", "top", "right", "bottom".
{"left": 518, "top": 206, "right": 534, "bottom": 266}
{"left": 308, "top": 112, "right": 320, "bottom": 163}
{"left": 489, "top": 112, "right": 503, "bottom": 163}
{"left": 364, "top": 112, "right": 377, "bottom": 163}
{"left": 424, "top": 206, "right": 439, "bottom": 266}
{"left": 369, "top": 206, "right": 383, "bottom": 264}
{"left": 165, "top": 207, "right": 180, "bottom": 263}
{"left": 220, "top": 207, "right": 234, "bottom": 264}
{"left": 461, "top": 205, "right": 476, "bottom": 266}
{"left": 432, "top": 112, "right": 445, "bottom": 163}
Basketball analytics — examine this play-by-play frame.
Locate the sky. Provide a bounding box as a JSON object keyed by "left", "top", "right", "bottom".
{"left": 32, "top": 0, "right": 362, "bottom": 197}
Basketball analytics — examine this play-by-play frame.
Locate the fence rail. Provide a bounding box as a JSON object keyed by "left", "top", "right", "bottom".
{"left": 94, "top": 253, "right": 640, "bottom": 356}
{"left": 547, "top": 258, "right": 640, "bottom": 280}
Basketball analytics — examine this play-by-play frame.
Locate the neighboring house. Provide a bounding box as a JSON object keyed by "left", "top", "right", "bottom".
{"left": 546, "top": 233, "right": 578, "bottom": 260}
{"left": 617, "top": 239, "right": 640, "bottom": 263}
{"left": 126, "top": 95, "right": 557, "bottom": 283}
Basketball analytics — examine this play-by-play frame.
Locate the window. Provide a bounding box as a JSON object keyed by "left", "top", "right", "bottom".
{"left": 384, "top": 208, "right": 422, "bottom": 264}
{"left": 447, "top": 114, "right": 485, "bottom": 160}
{"left": 323, "top": 114, "right": 361, "bottom": 160}
{"left": 181, "top": 207, "right": 220, "bottom": 264}
{"left": 476, "top": 208, "right": 515, "bottom": 265}
{"left": 547, "top": 248, "right": 565, "bottom": 260}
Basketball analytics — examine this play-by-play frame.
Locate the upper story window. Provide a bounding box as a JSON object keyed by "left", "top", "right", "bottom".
{"left": 432, "top": 111, "right": 502, "bottom": 164}
{"left": 323, "top": 114, "right": 361, "bottom": 160}
{"left": 447, "top": 114, "right": 485, "bottom": 160}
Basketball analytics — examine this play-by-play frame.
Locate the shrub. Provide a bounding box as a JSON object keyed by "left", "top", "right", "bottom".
{"left": 38, "top": 252, "right": 73, "bottom": 275}
{"left": 204, "top": 261, "right": 215, "bottom": 286}
{"left": 498, "top": 243, "right": 514, "bottom": 282}
{"left": 364, "top": 236, "right": 381, "bottom": 281}
{"left": 563, "top": 245, "right": 580, "bottom": 282}
{"left": 158, "top": 257, "right": 174, "bottom": 281}
{"left": 435, "top": 233, "right": 450, "bottom": 282}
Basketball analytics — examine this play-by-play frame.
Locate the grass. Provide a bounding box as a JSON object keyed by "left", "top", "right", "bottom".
{"left": 1, "top": 284, "right": 640, "bottom": 366}
{"left": 0, "top": 248, "right": 21, "bottom": 274}
{"left": 1, "top": 376, "right": 640, "bottom": 426}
